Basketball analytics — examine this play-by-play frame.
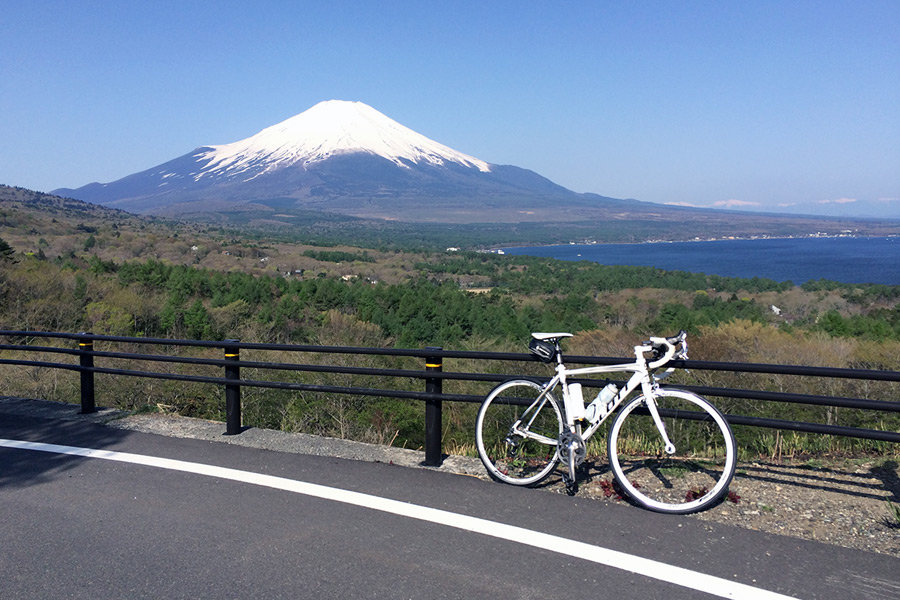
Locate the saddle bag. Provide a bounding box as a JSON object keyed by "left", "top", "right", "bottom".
{"left": 529, "top": 338, "right": 557, "bottom": 363}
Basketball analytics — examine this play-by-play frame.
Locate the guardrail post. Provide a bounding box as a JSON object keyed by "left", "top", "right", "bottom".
{"left": 224, "top": 339, "right": 242, "bottom": 435}
{"left": 424, "top": 347, "right": 443, "bottom": 466}
{"left": 77, "top": 332, "right": 95, "bottom": 414}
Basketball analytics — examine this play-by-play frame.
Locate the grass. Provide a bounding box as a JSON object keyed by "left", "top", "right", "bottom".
{"left": 658, "top": 464, "right": 690, "bottom": 478}
{"left": 886, "top": 501, "right": 900, "bottom": 528}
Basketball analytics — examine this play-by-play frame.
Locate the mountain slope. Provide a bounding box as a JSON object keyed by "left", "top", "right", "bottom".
{"left": 53, "top": 100, "right": 633, "bottom": 222}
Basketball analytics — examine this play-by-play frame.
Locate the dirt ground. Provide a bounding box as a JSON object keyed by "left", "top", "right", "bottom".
{"left": 565, "top": 455, "right": 900, "bottom": 556}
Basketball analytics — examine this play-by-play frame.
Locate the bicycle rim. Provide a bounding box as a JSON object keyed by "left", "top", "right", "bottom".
{"left": 475, "top": 380, "right": 562, "bottom": 486}
{"left": 607, "top": 389, "right": 736, "bottom": 514}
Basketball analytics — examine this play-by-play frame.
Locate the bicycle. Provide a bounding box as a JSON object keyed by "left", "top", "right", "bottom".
{"left": 475, "top": 331, "right": 736, "bottom": 514}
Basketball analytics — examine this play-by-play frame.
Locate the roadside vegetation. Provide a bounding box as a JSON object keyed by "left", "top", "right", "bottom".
{"left": 1, "top": 185, "right": 898, "bottom": 458}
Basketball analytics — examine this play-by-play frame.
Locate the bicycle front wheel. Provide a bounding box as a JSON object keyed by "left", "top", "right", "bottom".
{"left": 607, "top": 389, "right": 736, "bottom": 514}
{"left": 475, "top": 379, "right": 563, "bottom": 486}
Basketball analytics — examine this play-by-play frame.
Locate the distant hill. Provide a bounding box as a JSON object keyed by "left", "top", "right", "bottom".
{"left": 8, "top": 182, "right": 899, "bottom": 253}
{"left": 1, "top": 185, "right": 133, "bottom": 220}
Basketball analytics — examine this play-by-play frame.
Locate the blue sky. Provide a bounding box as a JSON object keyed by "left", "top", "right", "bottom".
{"left": 2, "top": 1, "right": 898, "bottom": 217}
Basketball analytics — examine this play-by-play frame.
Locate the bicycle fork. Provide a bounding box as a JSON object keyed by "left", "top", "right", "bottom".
{"left": 642, "top": 383, "right": 676, "bottom": 455}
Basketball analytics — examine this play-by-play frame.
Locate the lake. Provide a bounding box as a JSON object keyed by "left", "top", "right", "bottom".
{"left": 502, "top": 237, "right": 900, "bottom": 285}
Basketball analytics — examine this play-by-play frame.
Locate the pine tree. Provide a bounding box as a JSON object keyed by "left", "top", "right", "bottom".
{"left": 0, "top": 237, "right": 14, "bottom": 262}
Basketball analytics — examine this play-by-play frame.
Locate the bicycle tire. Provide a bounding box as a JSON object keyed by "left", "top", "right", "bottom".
{"left": 475, "top": 379, "right": 563, "bottom": 486}
{"left": 607, "top": 389, "right": 736, "bottom": 514}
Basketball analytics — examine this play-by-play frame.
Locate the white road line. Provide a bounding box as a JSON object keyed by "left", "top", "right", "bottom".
{"left": 1, "top": 438, "right": 800, "bottom": 600}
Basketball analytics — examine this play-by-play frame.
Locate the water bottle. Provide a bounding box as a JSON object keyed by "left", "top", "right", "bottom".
{"left": 565, "top": 382, "right": 586, "bottom": 421}
{"left": 585, "top": 383, "right": 618, "bottom": 422}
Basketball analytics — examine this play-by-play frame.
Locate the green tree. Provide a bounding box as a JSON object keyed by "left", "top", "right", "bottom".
{"left": 0, "top": 237, "right": 14, "bottom": 262}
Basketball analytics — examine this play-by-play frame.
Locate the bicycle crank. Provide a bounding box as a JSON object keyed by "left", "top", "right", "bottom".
{"left": 558, "top": 431, "right": 586, "bottom": 494}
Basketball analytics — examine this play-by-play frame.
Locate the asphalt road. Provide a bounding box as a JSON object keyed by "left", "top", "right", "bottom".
{"left": 2, "top": 411, "right": 899, "bottom": 600}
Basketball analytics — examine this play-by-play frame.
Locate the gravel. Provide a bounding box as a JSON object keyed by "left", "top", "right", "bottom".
{"left": 570, "top": 457, "right": 900, "bottom": 557}
{"left": 3, "top": 396, "right": 899, "bottom": 556}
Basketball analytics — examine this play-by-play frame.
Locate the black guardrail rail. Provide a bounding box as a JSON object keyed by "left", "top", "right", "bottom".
{"left": 1, "top": 330, "right": 899, "bottom": 466}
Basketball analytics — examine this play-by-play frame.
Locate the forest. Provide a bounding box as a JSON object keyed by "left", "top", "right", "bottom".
{"left": 1, "top": 185, "right": 899, "bottom": 459}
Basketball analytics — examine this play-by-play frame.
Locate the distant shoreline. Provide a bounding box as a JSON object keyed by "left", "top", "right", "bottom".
{"left": 488, "top": 232, "right": 898, "bottom": 253}
{"left": 497, "top": 236, "right": 900, "bottom": 285}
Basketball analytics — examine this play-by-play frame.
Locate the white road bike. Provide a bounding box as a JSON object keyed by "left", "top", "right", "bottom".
{"left": 475, "top": 331, "right": 736, "bottom": 514}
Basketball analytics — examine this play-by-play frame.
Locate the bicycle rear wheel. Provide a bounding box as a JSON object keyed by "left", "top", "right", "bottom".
{"left": 475, "top": 379, "right": 563, "bottom": 486}
{"left": 607, "top": 389, "right": 736, "bottom": 514}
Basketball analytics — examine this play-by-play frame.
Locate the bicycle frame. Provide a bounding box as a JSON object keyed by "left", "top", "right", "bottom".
{"left": 518, "top": 337, "right": 681, "bottom": 450}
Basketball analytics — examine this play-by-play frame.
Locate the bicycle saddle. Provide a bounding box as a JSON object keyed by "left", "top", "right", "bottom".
{"left": 531, "top": 332, "right": 573, "bottom": 341}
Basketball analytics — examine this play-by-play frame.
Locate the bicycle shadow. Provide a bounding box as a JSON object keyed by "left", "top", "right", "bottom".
{"left": 732, "top": 459, "right": 900, "bottom": 504}
{"left": 538, "top": 456, "right": 900, "bottom": 518}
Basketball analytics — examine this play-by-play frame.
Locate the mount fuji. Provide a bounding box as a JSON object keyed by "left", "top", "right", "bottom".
{"left": 53, "top": 100, "right": 636, "bottom": 223}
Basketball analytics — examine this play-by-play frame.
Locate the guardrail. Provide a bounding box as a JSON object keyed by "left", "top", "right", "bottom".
{"left": 2, "top": 329, "right": 899, "bottom": 466}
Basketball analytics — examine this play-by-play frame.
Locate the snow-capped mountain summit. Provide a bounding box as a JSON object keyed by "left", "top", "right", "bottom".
{"left": 54, "top": 100, "right": 626, "bottom": 221}
{"left": 196, "top": 100, "right": 491, "bottom": 181}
